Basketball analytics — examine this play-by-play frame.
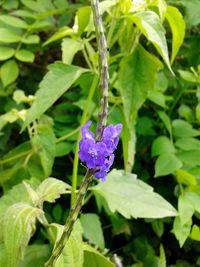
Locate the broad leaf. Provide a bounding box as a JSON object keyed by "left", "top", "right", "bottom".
{"left": 92, "top": 169, "right": 177, "bottom": 219}
{"left": 155, "top": 153, "right": 182, "bottom": 177}
{"left": 83, "top": 244, "right": 115, "bottom": 267}
{"left": 0, "top": 46, "right": 15, "bottom": 60}
{"left": 23, "top": 63, "right": 87, "bottom": 129}
{"left": 165, "top": 6, "right": 185, "bottom": 63}
{"left": 15, "top": 49, "right": 35, "bottom": 63}
{"left": 118, "top": 45, "right": 162, "bottom": 171}
{"left": 175, "top": 137, "right": 200, "bottom": 151}
{"left": 1, "top": 59, "right": 19, "bottom": 87}
{"left": 80, "top": 213, "right": 105, "bottom": 249}
{"left": 173, "top": 217, "right": 192, "bottom": 247}
{"left": 51, "top": 221, "right": 83, "bottom": 267}
{"left": 36, "top": 177, "right": 70, "bottom": 205}
{"left": 172, "top": 119, "right": 200, "bottom": 138}
{"left": 130, "top": 11, "right": 172, "bottom": 71}
{"left": 3, "top": 203, "right": 43, "bottom": 267}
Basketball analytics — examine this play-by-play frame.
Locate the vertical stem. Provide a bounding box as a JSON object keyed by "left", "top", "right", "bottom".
{"left": 71, "top": 74, "right": 98, "bottom": 206}
{"left": 91, "top": 0, "right": 109, "bottom": 141}
{"left": 45, "top": 1, "right": 109, "bottom": 266}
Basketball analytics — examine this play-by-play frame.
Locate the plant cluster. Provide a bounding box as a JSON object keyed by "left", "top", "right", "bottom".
{"left": 0, "top": 0, "right": 200, "bottom": 266}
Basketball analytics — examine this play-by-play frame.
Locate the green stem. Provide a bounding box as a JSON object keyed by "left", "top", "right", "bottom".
{"left": 45, "top": 169, "right": 94, "bottom": 267}
{"left": 70, "top": 74, "right": 99, "bottom": 206}
{"left": 56, "top": 127, "right": 80, "bottom": 143}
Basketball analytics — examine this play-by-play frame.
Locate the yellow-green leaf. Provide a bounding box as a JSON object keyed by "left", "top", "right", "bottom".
{"left": 0, "top": 46, "right": 15, "bottom": 60}
{"left": 15, "top": 49, "right": 35, "bottom": 63}
{"left": 0, "top": 59, "right": 19, "bottom": 87}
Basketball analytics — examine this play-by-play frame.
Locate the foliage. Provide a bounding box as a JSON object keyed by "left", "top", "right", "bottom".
{"left": 0, "top": 0, "right": 199, "bottom": 266}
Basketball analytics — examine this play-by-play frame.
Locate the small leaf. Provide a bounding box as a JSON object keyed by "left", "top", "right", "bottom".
{"left": 155, "top": 153, "right": 182, "bottom": 177}
{"left": 92, "top": 169, "right": 177, "bottom": 219}
{"left": 83, "top": 244, "right": 115, "bottom": 267}
{"left": 62, "top": 38, "right": 82, "bottom": 64}
{"left": 36, "top": 177, "right": 70, "bottom": 205}
{"left": 173, "top": 216, "right": 192, "bottom": 247}
{"left": 23, "top": 63, "right": 87, "bottom": 129}
{"left": 1, "top": 59, "right": 19, "bottom": 87}
{"left": 0, "top": 28, "right": 21, "bottom": 43}
{"left": 3, "top": 203, "right": 43, "bottom": 267}
{"left": 0, "top": 15, "right": 28, "bottom": 28}
{"left": 130, "top": 11, "right": 172, "bottom": 72}
{"left": 158, "top": 111, "right": 172, "bottom": 137}
{"left": 0, "top": 46, "right": 15, "bottom": 60}
{"left": 80, "top": 213, "right": 105, "bottom": 249}
{"left": 178, "top": 194, "right": 194, "bottom": 225}
{"left": 177, "top": 150, "right": 200, "bottom": 167}
{"left": 175, "top": 169, "right": 197, "bottom": 186}
{"left": 152, "top": 136, "right": 175, "bottom": 157}
{"left": 165, "top": 6, "right": 185, "bottom": 63}
{"left": 190, "top": 225, "right": 200, "bottom": 241}
{"left": 175, "top": 137, "right": 200, "bottom": 151}
{"left": 172, "top": 119, "right": 200, "bottom": 138}
{"left": 22, "top": 34, "right": 40, "bottom": 44}
{"left": 15, "top": 49, "right": 35, "bottom": 63}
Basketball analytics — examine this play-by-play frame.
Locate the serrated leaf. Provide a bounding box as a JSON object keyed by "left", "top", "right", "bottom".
{"left": 92, "top": 169, "right": 177, "bottom": 219}
{"left": 3, "top": 203, "right": 43, "bottom": 267}
{"left": 23, "top": 63, "right": 87, "bottom": 129}
{"left": 50, "top": 221, "right": 83, "bottom": 267}
{"left": 0, "top": 15, "right": 28, "bottom": 28}
{"left": 1, "top": 59, "right": 19, "bottom": 87}
{"left": 152, "top": 136, "right": 175, "bottom": 157}
{"left": 130, "top": 11, "right": 172, "bottom": 72}
{"left": 36, "top": 177, "right": 70, "bottom": 205}
{"left": 0, "top": 46, "right": 15, "bottom": 60}
{"left": 80, "top": 213, "right": 105, "bottom": 249}
{"left": 155, "top": 153, "right": 182, "bottom": 177}
{"left": 0, "top": 28, "right": 21, "bottom": 43}
{"left": 15, "top": 49, "right": 35, "bottom": 63}
{"left": 165, "top": 6, "right": 185, "bottom": 63}
{"left": 83, "top": 244, "right": 115, "bottom": 267}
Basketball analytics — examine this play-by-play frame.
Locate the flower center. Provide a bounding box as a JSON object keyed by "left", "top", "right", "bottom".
{"left": 88, "top": 148, "right": 98, "bottom": 158}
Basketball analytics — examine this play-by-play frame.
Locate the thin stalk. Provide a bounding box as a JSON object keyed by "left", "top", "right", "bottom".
{"left": 56, "top": 127, "right": 80, "bottom": 143}
{"left": 45, "top": 169, "right": 94, "bottom": 267}
{"left": 71, "top": 74, "right": 98, "bottom": 206}
{"left": 45, "top": 0, "right": 109, "bottom": 265}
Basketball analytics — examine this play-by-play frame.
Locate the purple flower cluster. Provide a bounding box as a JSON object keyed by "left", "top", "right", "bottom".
{"left": 79, "top": 121, "right": 122, "bottom": 181}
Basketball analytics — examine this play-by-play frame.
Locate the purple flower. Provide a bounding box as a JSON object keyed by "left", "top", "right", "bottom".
{"left": 78, "top": 121, "right": 122, "bottom": 181}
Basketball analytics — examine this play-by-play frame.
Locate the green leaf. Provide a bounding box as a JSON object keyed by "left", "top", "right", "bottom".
{"left": 80, "top": 213, "right": 105, "bottom": 249}
{"left": 0, "top": 59, "right": 19, "bottom": 87}
{"left": 177, "top": 150, "right": 200, "bottom": 167}
{"left": 0, "top": 28, "right": 21, "bottom": 43}
{"left": 43, "top": 27, "right": 73, "bottom": 46}
{"left": 175, "top": 137, "right": 200, "bottom": 151}
{"left": 23, "top": 63, "right": 87, "bottom": 129}
{"left": 147, "top": 90, "right": 166, "bottom": 107}
{"left": 152, "top": 136, "right": 175, "bottom": 157}
{"left": 178, "top": 70, "right": 197, "bottom": 83}
{"left": 22, "top": 34, "right": 40, "bottom": 44}
{"left": 158, "top": 111, "right": 172, "bottom": 137}
{"left": 15, "top": 49, "right": 35, "bottom": 63}
{"left": 118, "top": 44, "right": 162, "bottom": 123}
{"left": 92, "top": 169, "right": 177, "bottom": 219}
{"left": 173, "top": 216, "right": 192, "bottom": 247}
{"left": 18, "top": 244, "right": 50, "bottom": 267}
{"left": 181, "top": 0, "right": 200, "bottom": 27}
{"left": 178, "top": 194, "right": 194, "bottom": 225}
{"left": 3, "top": 203, "right": 43, "bottom": 267}
{"left": 31, "top": 124, "right": 56, "bottom": 177}
{"left": 165, "top": 6, "right": 185, "bottom": 63}
{"left": 0, "top": 15, "right": 28, "bottom": 28}
{"left": 83, "top": 244, "right": 115, "bottom": 267}
{"left": 76, "top": 6, "right": 91, "bottom": 35}
{"left": 62, "top": 38, "right": 82, "bottom": 64}
{"left": 130, "top": 11, "right": 172, "bottom": 71}
{"left": 190, "top": 225, "right": 200, "bottom": 241}
{"left": 175, "top": 169, "right": 197, "bottom": 186}
{"left": 172, "top": 119, "right": 200, "bottom": 138}
{"left": 51, "top": 221, "right": 83, "bottom": 267}
{"left": 0, "top": 46, "right": 15, "bottom": 60}
{"left": 155, "top": 153, "right": 182, "bottom": 177}
{"left": 118, "top": 45, "right": 162, "bottom": 171}
{"left": 36, "top": 177, "right": 70, "bottom": 205}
